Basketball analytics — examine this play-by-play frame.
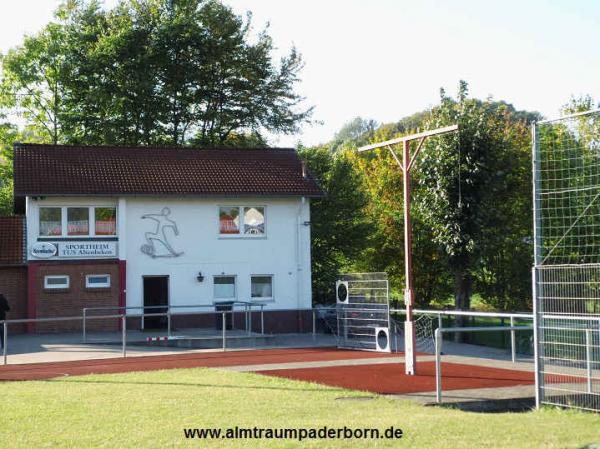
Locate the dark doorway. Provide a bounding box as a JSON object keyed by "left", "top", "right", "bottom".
{"left": 143, "top": 276, "right": 169, "bottom": 330}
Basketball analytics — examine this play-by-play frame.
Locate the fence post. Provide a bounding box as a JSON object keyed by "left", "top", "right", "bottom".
{"left": 261, "top": 305, "right": 265, "bottom": 335}
{"left": 2, "top": 321, "right": 7, "bottom": 366}
{"left": 122, "top": 314, "right": 127, "bottom": 358}
{"left": 82, "top": 308, "right": 87, "bottom": 344}
{"left": 510, "top": 316, "right": 516, "bottom": 363}
{"left": 312, "top": 309, "right": 316, "bottom": 339}
{"left": 336, "top": 307, "right": 340, "bottom": 343}
{"left": 586, "top": 329, "right": 593, "bottom": 394}
{"left": 248, "top": 305, "right": 252, "bottom": 335}
{"left": 242, "top": 305, "right": 245, "bottom": 331}
{"left": 435, "top": 327, "right": 442, "bottom": 403}
{"left": 222, "top": 312, "right": 226, "bottom": 351}
{"left": 438, "top": 313, "right": 442, "bottom": 331}
{"left": 167, "top": 310, "right": 171, "bottom": 337}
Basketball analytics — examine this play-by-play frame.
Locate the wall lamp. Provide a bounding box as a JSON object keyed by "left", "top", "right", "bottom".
{"left": 197, "top": 272, "right": 204, "bottom": 283}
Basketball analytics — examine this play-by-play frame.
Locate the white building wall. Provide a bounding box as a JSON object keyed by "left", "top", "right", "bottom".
{"left": 124, "top": 197, "right": 311, "bottom": 312}
{"left": 25, "top": 196, "right": 313, "bottom": 312}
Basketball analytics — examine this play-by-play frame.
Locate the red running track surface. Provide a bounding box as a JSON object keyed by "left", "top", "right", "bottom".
{"left": 257, "top": 361, "right": 535, "bottom": 394}
{"left": 0, "top": 347, "right": 403, "bottom": 381}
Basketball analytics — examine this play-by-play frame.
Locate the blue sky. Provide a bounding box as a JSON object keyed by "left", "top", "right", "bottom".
{"left": 1, "top": 0, "right": 598, "bottom": 146}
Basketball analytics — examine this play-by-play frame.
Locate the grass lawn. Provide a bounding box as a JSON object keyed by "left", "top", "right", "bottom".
{"left": 1, "top": 367, "right": 599, "bottom": 448}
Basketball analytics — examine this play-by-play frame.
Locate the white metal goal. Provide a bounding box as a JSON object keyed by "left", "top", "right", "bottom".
{"left": 335, "top": 273, "right": 390, "bottom": 352}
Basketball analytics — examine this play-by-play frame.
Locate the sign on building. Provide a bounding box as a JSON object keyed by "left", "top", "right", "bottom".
{"left": 58, "top": 242, "right": 117, "bottom": 258}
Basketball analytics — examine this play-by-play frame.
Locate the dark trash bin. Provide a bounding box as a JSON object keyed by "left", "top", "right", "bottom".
{"left": 215, "top": 301, "right": 234, "bottom": 330}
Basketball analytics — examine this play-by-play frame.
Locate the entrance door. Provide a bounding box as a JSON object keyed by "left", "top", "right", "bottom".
{"left": 143, "top": 276, "right": 169, "bottom": 330}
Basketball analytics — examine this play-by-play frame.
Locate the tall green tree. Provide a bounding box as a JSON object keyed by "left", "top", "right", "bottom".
{"left": 417, "top": 81, "right": 538, "bottom": 327}
{"left": 0, "top": 22, "right": 68, "bottom": 143}
{"left": 0, "top": 0, "right": 312, "bottom": 146}
{"left": 300, "top": 146, "right": 373, "bottom": 304}
{"left": 0, "top": 123, "right": 17, "bottom": 215}
{"left": 474, "top": 117, "right": 534, "bottom": 311}
{"left": 348, "top": 143, "right": 452, "bottom": 306}
{"left": 329, "top": 117, "right": 378, "bottom": 153}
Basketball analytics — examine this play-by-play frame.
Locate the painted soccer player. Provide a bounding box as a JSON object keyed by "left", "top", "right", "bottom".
{"left": 140, "top": 207, "right": 183, "bottom": 258}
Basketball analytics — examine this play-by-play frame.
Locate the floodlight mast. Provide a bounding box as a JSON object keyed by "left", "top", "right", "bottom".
{"left": 358, "top": 124, "right": 458, "bottom": 375}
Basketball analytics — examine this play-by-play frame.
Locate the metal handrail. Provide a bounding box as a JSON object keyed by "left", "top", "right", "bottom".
{"left": 2, "top": 314, "right": 123, "bottom": 324}
{"left": 391, "top": 308, "right": 533, "bottom": 362}
{"left": 391, "top": 308, "right": 533, "bottom": 319}
{"left": 434, "top": 325, "right": 533, "bottom": 403}
{"left": 1, "top": 309, "right": 250, "bottom": 366}
{"left": 83, "top": 301, "right": 255, "bottom": 313}
{"left": 82, "top": 301, "right": 267, "bottom": 343}
{"left": 1, "top": 313, "right": 124, "bottom": 366}
{"left": 0, "top": 306, "right": 538, "bottom": 368}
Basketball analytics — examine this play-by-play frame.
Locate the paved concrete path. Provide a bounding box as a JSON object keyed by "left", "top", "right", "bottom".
{"left": 0, "top": 348, "right": 403, "bottom": 381}
{"left": 1, "top": 332, "right": 337, "bottom": 365}
{"left": 390, "top": 384, "right": 535, "bottom": 404}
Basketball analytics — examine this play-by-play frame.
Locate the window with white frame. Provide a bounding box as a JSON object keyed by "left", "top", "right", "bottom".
{"left": 85, "top": 274, "right": 111, "bottom": 288}
{"left": 67, "top": 207, "right": 89, "bottom": 236}
{"left": 219, "top": 207, "right": 240, "bottom": 234}
{"left": 218, "top": 206, "right": 265, "bottom": 236}
{"left": 38, "top": 206, "right": 117, "bottom": 238}
{"left": 39, "top": 207, "right": 62, "bottom": 236}
{"left": 44, "top": 275, "right": 70, "bottom": 289}
{"left": 214, "top": 275, "right": 236, "bottom": 299}
{"left": 251, "top": 275, "right": 273, "bottom": 300}
{"left": 95, "top": 207, "right": 117, "bottom": 236}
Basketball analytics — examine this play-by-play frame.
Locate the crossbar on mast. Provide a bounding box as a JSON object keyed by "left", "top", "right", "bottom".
{"left": 357, "top": 124, "right": 458, "bottom": 152}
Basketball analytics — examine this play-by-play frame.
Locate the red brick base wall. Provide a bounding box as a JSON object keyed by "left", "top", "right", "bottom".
{"left": 32, "top": 260, "right": 120, "bottom": 333}
{"left": 258, "top": 310, "right": 313, "bottom": 334}
{"left": 0, "top": 266, "right": 27, "bottom": 333}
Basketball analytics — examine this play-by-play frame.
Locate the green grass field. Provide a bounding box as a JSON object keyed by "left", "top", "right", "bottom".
{"left": 1, "top": 367, "right": 599, "bottom": 448}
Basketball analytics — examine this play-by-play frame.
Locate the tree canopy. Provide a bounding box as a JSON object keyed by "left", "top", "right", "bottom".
{"left": 299, "top": 145, "right": 373, "bottom": 304}
{"left": 307, "top": 82, "right": 546, "bottom": 315}
{"left": 0, "top": 0, "right": 312, "bottom": 146}
{"left": 417, "top": 82, "right": 537, "bottom": 320}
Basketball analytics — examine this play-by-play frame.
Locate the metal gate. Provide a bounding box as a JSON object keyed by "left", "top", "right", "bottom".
{"left": 335, "top": 272, "right": 390, "bottom": 352}
{"left": 533, "top": 109, "right": 600, "bottom": 411}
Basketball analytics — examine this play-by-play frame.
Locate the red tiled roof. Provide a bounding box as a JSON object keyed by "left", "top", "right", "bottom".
{"left": 0, "top": 216, "right": 25, "bottom": 265}
{"left": 13, "top": 144, "right": 324, "bottom": 199}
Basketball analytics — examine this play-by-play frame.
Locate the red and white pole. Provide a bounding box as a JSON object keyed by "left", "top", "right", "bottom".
{"left": 357, "top": 125, "right": 458, "bottom": 377}
{"left": 403, "top": 140, "right": 417, "bottom": 375}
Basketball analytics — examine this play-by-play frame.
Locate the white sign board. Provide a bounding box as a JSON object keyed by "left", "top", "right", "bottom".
{"left": 59, "top": 242, "right": 117, "bottom": 258}
{"left": 31, "top": 242, "right": 57, "bottom": 259}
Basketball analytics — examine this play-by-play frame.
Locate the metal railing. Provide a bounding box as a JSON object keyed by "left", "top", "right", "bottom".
{"left": 0, "top": 309, "right": 251, "bottom": 366}
{"left": 434, "top": 325, "right": 533, "bottom": 403}
{"left": 1, "top": 314, "right": 124, "bottom": 365}
{"left": 0, "top": 306, "right": 331, "bottom": 365}
{"left": 0, "top": 306, "right": 536, "bottom": 369}
{"left": 391, "top": 308, "right": 533, "bottom": 363}
{"left": 82, "top": 301, "right": 268, "bottom": 343}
